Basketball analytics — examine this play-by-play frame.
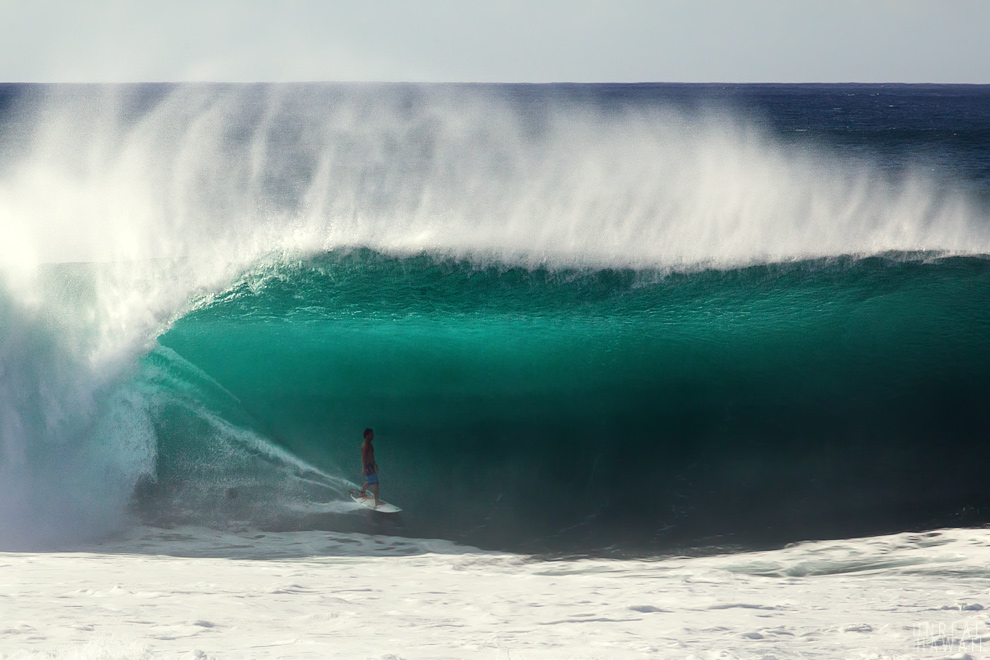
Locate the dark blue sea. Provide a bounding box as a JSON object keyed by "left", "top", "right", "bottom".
{"left": 1, "top": 83, "right": 989, "bottom": 554}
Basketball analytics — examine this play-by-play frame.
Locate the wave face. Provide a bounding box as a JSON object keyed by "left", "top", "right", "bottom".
{"left": 1, "top": 83, "right": 989, "bottom": 552}
{"left": 148, "top": 251, "right": 990, "bottom": 551}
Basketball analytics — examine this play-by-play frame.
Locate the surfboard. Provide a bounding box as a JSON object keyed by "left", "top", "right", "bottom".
{"left": 349, "top": 490, "right": 402, "bottom": 513}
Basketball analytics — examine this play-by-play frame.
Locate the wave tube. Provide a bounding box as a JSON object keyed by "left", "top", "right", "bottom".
{"left": 0, "top": 84, "right": 987, "bottom": 549}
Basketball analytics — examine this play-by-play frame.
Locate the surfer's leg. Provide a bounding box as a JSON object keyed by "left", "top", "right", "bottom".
{"left": 366, "top": 473, "right": 380, "bottom": 505}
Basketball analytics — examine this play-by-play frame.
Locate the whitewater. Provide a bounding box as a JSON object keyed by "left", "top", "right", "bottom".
{"left": 1, "top": 83, "right": 990, "bottom": 658}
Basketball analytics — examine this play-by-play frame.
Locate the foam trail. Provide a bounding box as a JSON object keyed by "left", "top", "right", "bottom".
{"left": 128, "top": 345, "right": 353, "bottom": 530}
{"left": 0, "top": 84, "right": 987, "bottom": 547}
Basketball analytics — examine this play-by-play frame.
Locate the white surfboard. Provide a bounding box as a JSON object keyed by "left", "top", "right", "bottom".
{"left": 349, "top": 490, "right": 402, "bottom": 513}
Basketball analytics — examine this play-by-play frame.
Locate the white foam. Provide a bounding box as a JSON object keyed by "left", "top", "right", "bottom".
{"left": 3, "top": 526, "right": 990, "bottom": 658}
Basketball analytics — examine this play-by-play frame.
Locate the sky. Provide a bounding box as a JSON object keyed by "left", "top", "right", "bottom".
{"left": 1, "top": 0, "right": 989, "bottom": 84}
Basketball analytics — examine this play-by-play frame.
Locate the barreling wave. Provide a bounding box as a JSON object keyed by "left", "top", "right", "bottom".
{"left": 0, "top": 83, "right": 988, "bottom": 551}
{"left": 146, "top": 250, "right": 990, "bottom": 551}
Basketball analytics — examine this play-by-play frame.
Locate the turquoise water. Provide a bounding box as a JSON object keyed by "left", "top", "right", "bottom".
{"left": 136, "top": 250, "right": 990, "bottom": 551}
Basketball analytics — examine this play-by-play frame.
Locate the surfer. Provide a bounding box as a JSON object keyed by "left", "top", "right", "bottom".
{"left": 359, "top": 428, "right": 380, "bottom": 507}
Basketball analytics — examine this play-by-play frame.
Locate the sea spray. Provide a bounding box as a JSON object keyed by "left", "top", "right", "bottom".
{"left": 0, "top": 269, "right": 155, "bottom": 547}
{"left": 3, "top": 84, "right": 986, "bottom": 269}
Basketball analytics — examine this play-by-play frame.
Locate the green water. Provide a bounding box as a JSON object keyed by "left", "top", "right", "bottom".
{"left": 135, "top": 251, "right": 990, "bottom": 551}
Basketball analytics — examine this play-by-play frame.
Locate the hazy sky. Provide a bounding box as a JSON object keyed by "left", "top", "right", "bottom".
{"left": 2, "top": 0, "right": 988, "bottom": 83}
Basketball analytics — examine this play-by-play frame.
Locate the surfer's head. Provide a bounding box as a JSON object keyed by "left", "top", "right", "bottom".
{"left": 364, "top": 428, "right": 374, "bottom": 441}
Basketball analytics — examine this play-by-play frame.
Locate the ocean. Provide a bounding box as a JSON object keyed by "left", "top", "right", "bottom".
{"left": 2, "top": 83, "right": 990, "bottom": 659}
